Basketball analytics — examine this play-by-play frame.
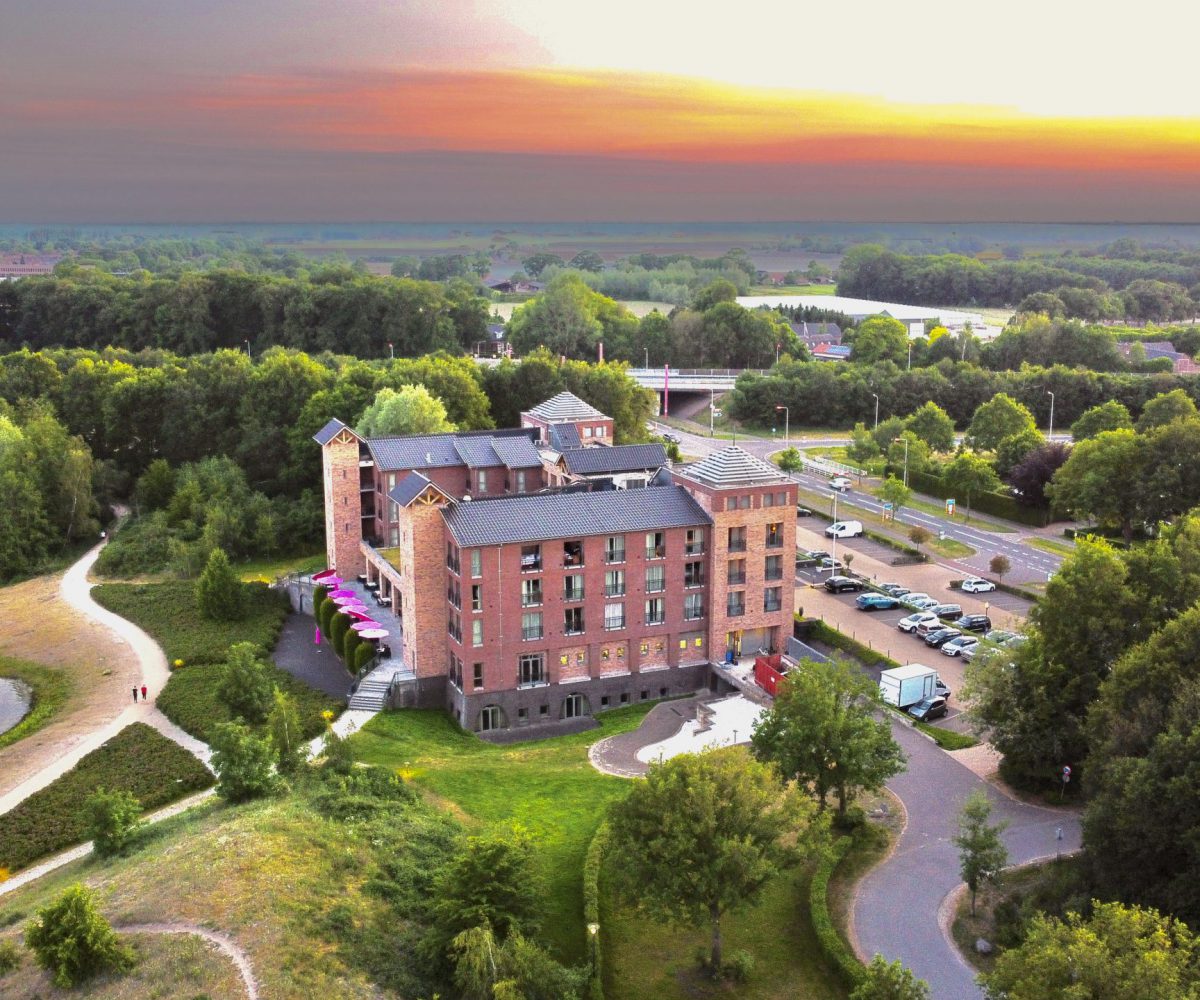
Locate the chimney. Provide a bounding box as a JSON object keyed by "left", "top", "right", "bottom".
{"left": 425, "top": 452, "right": 432, "bottom": 464}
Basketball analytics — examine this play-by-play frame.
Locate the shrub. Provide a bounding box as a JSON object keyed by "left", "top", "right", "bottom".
{"left": 268, "top": 687, "right": 306, "bottom": 776}
{"left": 809, "top": 837, "right": 864, "bottom": 988}
{"left": 195, "top": 548, "right": 245, "bottom": 621}
{"left": 92, "top": 511, "right": 174, "bottom": 577}
{"left": 724, "top": 949, "right": 755, "bottom": 983}
{"left": 0, "top": 939, "right": 19, "bottom": 974}
{"left": 83, "top": 788, "right": 143, "bottom": 858}
{"left": 24, "top": 884, "right": 134, "bottom": 988}
{"left": 92, "top": 580, "right": 289, "bottom": 664}
{"left": 217, "top": 642, "right": 275, "bottom": 723}
{"left": 331, "top": 613, "right": 351, "bottom": 659}
{"left": 0, "top": 723, "right": 213, "bottom": 872}
{"left": 210, "top": 720, "right": 279, "bottom": 803}
{"left": 353, "top": 642, "right": 376, "bottom": 674}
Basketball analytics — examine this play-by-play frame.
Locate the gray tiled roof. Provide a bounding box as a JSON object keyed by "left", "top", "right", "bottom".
{"left": 453, "top": 436, "right": 503, "bottom": 468}
{"left": 387, "top": 471, "right": 451, "bottom": 508}
{"left": 674, "top": 446, "right": 791, "bottom": 488}
{"left": 525, "top": 391, "right": 607, "bottom": 422}
{"left": 563, "top": 443, "right": 668, "bottom": 476}
{"left": 313, "top": 417, "right": 353, "bottom": 446}
{"left": 367, "top": 434, "right": 462, "bottom": 469}
{"left": 443, "top": 485, "right": 711, "bottom": 547}
{"left": 491, "top": 436, "right": 542, "bottom": 469}
{"left": 548, "top": 423, "right": 582, "bottom": 452}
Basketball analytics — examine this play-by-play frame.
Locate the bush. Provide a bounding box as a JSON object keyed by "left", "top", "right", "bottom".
{"left": 809, "top": 837, "right": 864, "bottom": 988}
{"left": 217, "top": 642, "right": 275, "bottom": 723}
{"left": 195, "top": 548, "right": 245, "bottom": 621}
{"left": 92, "top": 580, "right": 289, "bottom": 664}
{"left": 24, "top": 884, "right": 134, "bottom": 988}
{"left": 158, "top": 658, "right": 339, "bottom": 743}
{"left": 211, "top": 720, "right": 279, "bottom": 803}
{"left": 0, "top": 939, "right": 19, "bottom": 974}
{"left": 724, "top": 949, "right": 755, "bottom": 983}
{"left": 83, "top": 788, "right": 143, "bottom": 858}
{"left": 0, "top": 723, "right": 213, "bottom": 872}
{"left": 583, "top": 823, "right": 608, "bottom": 1000}
{"left": 353, "top": 642, "right": 376, "bottom": 674}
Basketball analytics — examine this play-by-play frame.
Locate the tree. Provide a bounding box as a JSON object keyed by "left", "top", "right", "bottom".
{"left": 567, "top": 250, "right": 604, "bottom": 273}
{"left": 847, "top": 422, "right": 881, "bottom": 466}
{"left": 994, "top": 427, "right": 1044, "bottom": 478}
{"left": 1046, "top": 429, "right": 1145, "bottom": 541}
{"left": 954, "top": 790, "right": 1008, "bottom": 916}
{"left": 1070, "top": 399, "right": 1133, "bottom": 441}
{"left": 942, "top": 451, "right": 1001, "bottom": 521}
{"left": 1136, "top": 387, "right": 1199, "bottom": 431}
{"left": 692, "top": 278, "right": 738, "bottom": 311}
{"left": 267, "top": 687, "right": 305, "bottom": 776}
{"left": 872, "top": 414, "right": 906, "bottom": 452}
{"left": 606, "top": 749, "right": 824, "bottom": 971}
{"left": 981, "top": 901, "right": 1200, "bottom": 1000}
{"left": 851, "top": 955, "right": 931, "bottom": 1000}
{"left": 450, "top": 925, "right": 585, "bottom": 1000}
{"left": 1015, "top": 291, "right": 1065, "bottom": 317}
{"left": 134, "top": 457, "right": 176, "bottom": 512}
{"left": 878, "top": 476, "right": 912, "bottom": 519}
{"left": 967, "top": 393, "right": 1038, "bottom": 452}
{"left": 848, "top": 316, "right": 909, "bottom": 365}
{"left": 520, "top": 252, "right": 564, "bottom": 278}
{"left": 195, "top": 547, "right": 244, "bottom": 620}
{"left": 989, "top": 554, "right": 1010, "bottom": 585}
{"left": 776, "top": 446, "right": 802, "bottom": 472}
{"left": 356, "top": 384, "right": 455, "bottom": 437}
{"left": 210, "top": 720, "right": 278, "bottom": 802}
{"left": 83, "top": 788, "right": 142, "bottom": 858}
{"left": 24, "top": 884, "right": 134, "bottom": 988}
{"left": 904, "top": 401, "right": 956, "bottom": 453}
{"left": 506, "top": 274, "right": 636, "bottom": 361}
{"left": 217, "top": 642, "right": 275, "bottom": 724}
{"left": 887, "top": 431, "right": 929, "bottom": 478}
{"left": 1007, "top": 441, "right": 1071, "bottom": 508}
{"left": 751, "top": 659, "right": 905, "bottom": 816}
{"left": 908, "top": 525, "right": 932, "bottom": 555}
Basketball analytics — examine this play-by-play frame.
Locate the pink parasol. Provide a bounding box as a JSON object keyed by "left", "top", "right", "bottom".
{"left": 358, "top": 628, "right": 389, "bottom": 640}
{"left": 327, "top": 588, "right": 355, "bottom": 598}
{"left": 336, "top": 604, "right": 367, "bottom": 615}
{"left": 332, "top": 595, "right": 363, "bottom": 606}
{"left": 351, "top": 620, "right": 382, "bottom": 631}
{"left": 347, "top": 610, "right": 375, "bottom": 621}
{"left": 312, "top": 569, "right": 337, "bottom": 581}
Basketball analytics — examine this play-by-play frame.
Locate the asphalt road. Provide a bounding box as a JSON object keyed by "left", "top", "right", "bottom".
{"left": 658, "top": 422, "right": 1064, "bottom": 583}
{"left": 854, "top": 722, "right": 1082, "bottom": 999}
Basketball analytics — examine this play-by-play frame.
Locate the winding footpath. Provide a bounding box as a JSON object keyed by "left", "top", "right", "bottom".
{"left": 118, "top": 923, "right": 258, "bottom": 999}
{"left": 852, "top": 721, "right": 1082, "bottom": 999}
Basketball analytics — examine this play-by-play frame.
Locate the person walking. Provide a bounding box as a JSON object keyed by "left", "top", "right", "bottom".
{"left": 132, "top": 686, "right": 139, "bottom": 703}
{"left": 141, "top": 684, "right": 148, "bottom": 702}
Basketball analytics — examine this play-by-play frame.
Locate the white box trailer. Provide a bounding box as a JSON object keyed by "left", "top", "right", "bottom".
{"left": 879, "top": 663, "right": 937, "bottom": 708}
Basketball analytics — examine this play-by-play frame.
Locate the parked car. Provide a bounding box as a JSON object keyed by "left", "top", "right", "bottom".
{"left": 796, "top": 505, "right": 814, "bottom": 517}
{"left": 830, "top": 476, "right": 852, "bottom": 491}
{"left": 879, "top": 583, "right": 910, "bottom": 597}
{"left": 901, "top": 592, "right": 932, "bottom": 606}
{"left": 856, "top": 592, "right": 899, "bottom": 611}
{"left": 907, "top": 696, "right": 949, "bottom": 722}
{"left": 958, "top": 614, "right": 992, "bottom": 633}
{"left": 905, "top": 596, "right": 940, "bottom": 611}
{"left": 924, "top": 627, "right": 963, "bottom": 648}
{"left": 985, "top": 629, "right": 1015, "bottom": 644}
{"left": 825, "top": 520, "right": 864, "bottom": 539}
{"left": 661, "top": 432, "right": 681, "bottom": 444}
{"left": 917, "top": 617, "right": 954, "bottom": 638}
{"left": 928, "top": 603, "right": 963, "bottom": 621}
{"left": 795, "top": 552, "right": 818, "bottom": 568}
{"left": 816, "top": 557, "right": 844, "bottom": 572}
{"left": 1001, "top": 633, "right": 1028, "bottom": 649}
{"left": 961, "top": 577, "right": 997, "bottom": 593}
{"left": 941, "top": 635, "right": 979, "bottom": 657}
{"left": 825, "top": 575, "right": 866, "bottom": 593}
{"left": 961, "top": 643, "right": 980, "bottom": 661}
{"left": 935, "top": 676, "right": 952, "bottom": 700}
{"left": 898, "top": 611, "right": 939, "bottom": 634}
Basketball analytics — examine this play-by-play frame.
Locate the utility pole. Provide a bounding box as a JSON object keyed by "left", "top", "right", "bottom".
{"left": 1047, "top": 390, "right": 1055, "bottom": 441}
{"left": 775, "top": 405, "right": 789, "bottom": 448}
{"left": 830, "top": 489, "right": 839, "bottom": 570}
{"left": 903, "top": 437, "right": 910, "bottom": 487}
{"left": 244, "top": 339, "right": 251, "bottom": 358}
{"left": 871, "top": 393, "right": 879, "bottom": 431}
{"left": 388, "top": 342, "right": 394, "bottom": 359}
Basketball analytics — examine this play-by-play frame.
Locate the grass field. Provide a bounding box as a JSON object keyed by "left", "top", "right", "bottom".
{"left": 235, "top": 549, "right": 325, "bottom": 583}
{"left": 0, "top": 656, "right": 72, "bottom": 753}
{"left": 748, "top": 284, "right": 836, "bottom": 296}
{"left": 350, "top": 706, "right": 656, "bottom": 966}
{"left": 1023, "top": 536, "right": 1075, "bottom": 557}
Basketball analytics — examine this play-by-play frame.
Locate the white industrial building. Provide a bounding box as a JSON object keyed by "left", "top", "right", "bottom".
{"left": 737, "top": 294, "right": 994, "bottom": 338}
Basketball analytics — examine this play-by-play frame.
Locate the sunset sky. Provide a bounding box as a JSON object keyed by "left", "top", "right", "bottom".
{"left": 3, "top": 0, "right": 1199, "bottom": 222}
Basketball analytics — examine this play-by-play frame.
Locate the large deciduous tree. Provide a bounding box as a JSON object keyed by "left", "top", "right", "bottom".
{"left": 967, "top": 393, "right": 1038, "bottom": 451}
{"left": 606, "top": 749, "right": 824, "bottom": 971}
{"left": 942, "top": 450, "right": 1001, "bottom": 521}
{"left": 848, "top": 316, "right": 910, "bottom": 365}
{"left": 1007, "top": 441, "right": 1071, "bottom": 508}
{"left": 1046, "top": 428, "right": 1145, "bottom": 540}
{"left": 904, "top": 401, "right": 956, "bottom": 452}
{"left": 1070, "top": 399, "right": 1133, "bottom": 441}
{"left": 356, "top": 384, "right": 456, "bottom": 437}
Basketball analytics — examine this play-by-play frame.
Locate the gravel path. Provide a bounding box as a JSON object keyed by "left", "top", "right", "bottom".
{"left": 119, "top": 921, "right": 258, "bottom": 999}
{"left": 588, "top": 695, "right": 709, "bottom": 777}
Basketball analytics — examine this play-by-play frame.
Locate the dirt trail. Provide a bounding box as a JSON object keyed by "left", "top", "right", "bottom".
{"left": 119, "top": 922, "right": 258, "bottom": 999}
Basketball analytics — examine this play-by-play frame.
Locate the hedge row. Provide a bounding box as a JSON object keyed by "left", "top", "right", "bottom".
{"left": 157, "top": 660, "right": 342, "bottom": 743}
{"left": 808, "top": 620, "right": 901, "bottom": 671}
{"left": 92, "top": 580, "right": 290, "bottom": 665}
{"left": 809, "top": 836, "right": 864, "bottom": 988}
{"left": 0, "top": 722, "right": 213, "bottom": 872}
{"left": 583, "top": 821, "right": 609, "bottom": 1000}
{"left": 899, "top": 468, "right": 1052, "bottom": 528}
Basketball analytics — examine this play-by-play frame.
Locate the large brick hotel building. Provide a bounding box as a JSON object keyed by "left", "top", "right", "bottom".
{"left": 316, "top": 392, "right": 796, "bottom": 734}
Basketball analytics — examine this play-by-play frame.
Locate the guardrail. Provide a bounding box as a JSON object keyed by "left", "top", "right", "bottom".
{"left": 800, "top": 455, "right": 867, "bottom": 478}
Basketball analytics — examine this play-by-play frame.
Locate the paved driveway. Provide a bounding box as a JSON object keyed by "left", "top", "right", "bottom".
{"left": 853, "top": 722, "right": 1082, "bottom": 999}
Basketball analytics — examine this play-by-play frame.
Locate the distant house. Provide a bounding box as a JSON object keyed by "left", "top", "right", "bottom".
{"left": 477, "top": 323, "right": 510, "bottom": 358}
{"left": 0, "top": 253, "right": 61, "bottom": 280}
{"left": 1117, "top": 340, "right": 1200, "bottom": 373}
{"left": 488, "top": 279, "right": 544, "bottom": 294}
{"left": 811, "top": 343, "right": 852, "bottom": 362}
{"left": 788, "top": 320, "right": 843, "bottom": 349}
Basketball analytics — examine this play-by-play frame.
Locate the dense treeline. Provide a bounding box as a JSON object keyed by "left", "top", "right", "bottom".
{"left": 0, "top": 345, "right": 653, "bottom": 579}
{"left": 534, "top": 248, "right": 759, "bottom": 306}
{"left": 839, "top": 244, "right": 1200, "bottom": 319}
{"left": 0, "top": 267, "right": 490, "bottom": 358}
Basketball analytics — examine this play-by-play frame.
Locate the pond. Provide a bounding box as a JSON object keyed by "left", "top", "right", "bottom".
{"left": 0, "top": 677, "right": 32, "bottom": 736}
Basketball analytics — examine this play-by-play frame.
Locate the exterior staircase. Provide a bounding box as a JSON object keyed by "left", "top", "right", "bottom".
{"left": 349, "top": 664, "right": 410, "bottom": 711}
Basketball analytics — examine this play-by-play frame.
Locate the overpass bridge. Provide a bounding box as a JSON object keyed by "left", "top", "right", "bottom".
{"left": 626, "top": 368, "right": 764, "bottom": 392}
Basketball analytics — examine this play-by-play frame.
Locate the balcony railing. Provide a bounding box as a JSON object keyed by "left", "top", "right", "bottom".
{"left": 684, "top": 605, "right": 704, "bottom": 620}
{"left": 728, "top": 538, "right": 747, "bottom": 553}
{"left": 521, "top": 626, "right": 543, "bottom": 641}
{"left": 604, "top": 617, "right": 626, "bottom": 631}
{"left": 563, "top": 586, "right": 585, "bottom": 602}
{"left": 766, "top": 537, "right": 784, "bottom": 549}
{"left": 644, "top": 613, "right": 665, "bottom": 626}
{"left": 521, "top": 593, "right": 543, "bottom": 607}
{"left": 520, "top": 556, "right": 542, "bottom": 573}
{"left": 604, "top": 583, "right": 625, "bottom": 597}
{"left": 685, "top": 542, "right": 704, "bottom": 556}
{"left": 645, "top": 545, "right": 665, "bottom": 560}
{"left": 765, "top": 568, "right": 783, "bottom": 581}
{"left": 727, "top": 572, "right": 746, "bottom": 586}
{"left": 726, "top": 602, "right": 745, "bottom": 617}
{"left": 603, "top": 549, "right": 625, "bottom": 564}
{"left": 764, "top": 598, "right": 783, "bottom": 612}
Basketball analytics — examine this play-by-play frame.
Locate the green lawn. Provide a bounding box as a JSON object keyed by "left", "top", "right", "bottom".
{"left": 748, "top": 284, "right": 836, "bottom": 296}
{"left": 0, "top": 656, "right": 72, "bottom": 753}
{"left": 1023, "top": 536, "right": 1075, "bottom": 557}
{"left": 235, "top": 549, "right": 326, "bottom": 583}
{"left": 887, "top": 494, "right": 1018, "bottom": 533}
{"left": 350, "top": 706, "right": 657, "bottom": 966}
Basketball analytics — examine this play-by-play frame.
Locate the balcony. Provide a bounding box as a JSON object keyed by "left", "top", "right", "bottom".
{"left": 520, "top": 555, "right": 542, "bottom": 573}
{"left": 764, "top": 598, "right": 783, "bottom": 612}
{"left": 604, "top": 584, "right": 626, "bottom": 598}
{"left": 727, "top": 573, "right": 746, "bottom": 586}
{"left": 645, "top": 545, "right": 666, "bottom": 560}
{"left": 604, "top": 617, "right": 626, "bottom": 631}
{"left": 521, "top": 594, "right": 543, "bottom": 608}
{"left": 727, "top": 539, "right": 747, "bottom": 553}
{"left": 521, "top": 626, "right": 544, "bottom": 641}
{"left": 603, "top": 548, "right": 625, "bottom": 564}
{"left": 563, "top": 586, "right": 585, "bottom": 602}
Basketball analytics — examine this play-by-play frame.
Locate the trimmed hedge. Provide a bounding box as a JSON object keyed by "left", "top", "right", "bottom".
{"left": 900, "top": 468, "right": 1052, "bottom": 527}
{"left": 0, "top": 722, "right": 213, "bottom": 872}
{"left": 92, "top": 581, "right": 290, "bottom": 665}
{"left": 157, "top": 660, "right": 342, "bottom": 743}
{"left": 583, "top": 821, "right": 609, "bottom": 1000}
{"left": 809, "top": 836, "right": 864, "bottom": 988}
{"left": 809, "top": 620, "right": 901, "bottom": 671}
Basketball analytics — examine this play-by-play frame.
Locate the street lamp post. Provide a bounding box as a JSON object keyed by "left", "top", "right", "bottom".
{"left": 775, "top": 405, "right": 789, "bottom": 448}
{"left": 388, "top": 342, "right": 394, "bottom": 360}
{"left": 907, "top": 341, "right": 913, "bottom": 371}
{"left": 1046, "top": 390, "right": 1055, "bottom": 441}
{"left": 829, "top": 490, "right": 839, "bottom": 569}
{"left": 244, "top": 339, "right": 251, "bottom": 358}
{"left": 871, "top": 393, "right": 880, "bottom": 431}
{"left": 644, "top": 347, "right": 649, "bottom": 369}
{"left": 903, "top": 437, "right": 910, "bottom": 487}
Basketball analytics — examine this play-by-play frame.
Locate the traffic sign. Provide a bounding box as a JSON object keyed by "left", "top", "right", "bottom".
{"left": 882, "top": 501, "right": 894, "bottom": 521}
{"left": 945, "top": 498, "right": 956, "bottom": 515}
{"left": 1062, "top": 765, "right": 1072, "bottom": 783}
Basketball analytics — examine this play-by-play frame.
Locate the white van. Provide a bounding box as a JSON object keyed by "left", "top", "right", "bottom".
{"left": 825, "top": 520, "right": 864, "bottom": 539}
{"left": 830, "top": 476, "right": 852, "bottom": 491}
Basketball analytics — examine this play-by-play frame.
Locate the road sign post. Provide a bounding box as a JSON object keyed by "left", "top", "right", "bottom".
{"left": 1060, "top": 764, "right": 1071, "bottom": 799}
{"left": 882, "top": 501, "right": 894, "bottom": 521}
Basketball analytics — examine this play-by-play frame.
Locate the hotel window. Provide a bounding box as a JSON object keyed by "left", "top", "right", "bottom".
{"left": 448, "top": 654, "right": 462, "bottom": 689}
{"left": 596, "top": 425, "right": 605, "bottom": 438}
{"left": 684, "top": 561, "right": 704, "bottom": 587}
{"left": 564, "top": 607, "right": 584, "bottom": 635}
{"left": 471, "top": 584, "right": 483, "bottom": 612}
{"left": 727, "top": 559, "right": 746, "bottom": 586}
{"left": 684, "top": 593, "right": 703, "bottom": 620}
{"left": 563, "top": 574, "right": 585, "bottom": 601}
{"left": 728, "top": 526, "right": 747, "bottom": 552}
{"left": 518, "top": 652, "right": 545, "bottom": 687}
{"left": 473, "top": 662, "right": 484, "bottom": 689}
{"left": 685, "top": 528, "right": 704, "bottom": 555}
{"left": 447, "top": 579, "right": 461, "bottom": 608}
{"left": 604, "top": 602, "right": 625, "bottom": 630}
{"left": 603, "top": 535, "right": 625, "bottom": 563}
{"left": 776, "top": 491, "right": 788, "bottom": 506}
{"left": 520, "top": 544, "right": 541, "bottom": 572}
{"left": 521, "top": 578, "right": 543, "bottom": 607}
{"left": 447, "top": 612, "right": 462, "bottom": 642}
{"left": 727, "top": 591, "right": 745, "bottom": 616}
{"left": 764, "top": 587, "right": 783, "bottom": 612}
{"left": 563, "top": 540, "right": 584, "bottom": 567}
{"left": 479, "top": 705, "right": 501, "bottom": 731}
{"left": 604, "top": 569, "right": 625, "bottom": 597}
{"left": 765, "top": 522, "right": 784, "bottom": 548}
{"left": 521, "top": 611, "right": 543, "bottom": 641}
{"left": 645, "top": 531, "right": 665, "bottom": 559}
{"left": 763, "top": 492, "right": 775, "bottom": 507}
{"left": 470, "top": 549, "right": 482, "bottom": 577}
{"left": 645, "top": 566, "right": 665, "bottom": 593}
{"left": 739, "top": 495, "right": 751, "bottom": 510}
{"left": 726, "top": 497, "right": 736, "bottom": 511}
{"left": 446, "top": 542, "right": 460, "bottom": 573}
{"left": 644, "top": 598, "right": 665, "bottom": 625}
{"left": 476, "top": 469, "right": 488, "bottom": 493}
{"left": 472, "top": 619, "right": 483, "bottom": 647}
{"left": 765, "top": 555, "right": 783, "bottom": 581}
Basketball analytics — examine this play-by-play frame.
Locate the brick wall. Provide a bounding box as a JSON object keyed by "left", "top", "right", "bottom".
{"left": 393, "top": 501, "right": 451, "bottom": 680}
{"left": 322, "top": 432, "right": 367, "bottom": 577}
